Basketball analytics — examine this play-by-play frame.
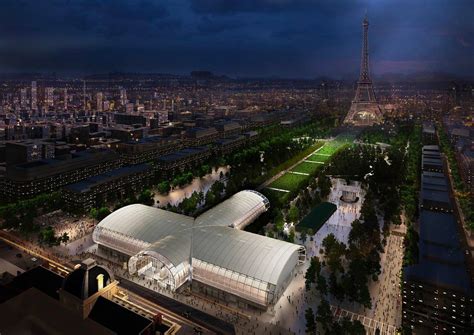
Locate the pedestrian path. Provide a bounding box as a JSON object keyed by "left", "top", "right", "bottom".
{"left": 370, "top": 231, "right": 404, "bottom": 328}
{"left": 288, "top": 171, "right": 309, "bottom": 176}
{"left": 303, "top": 160, "right": 324, "bottom": 164}
{"left": 266, "top": 187, "right": 290, "bottom": 193}
{"left": 331, "top": 306, "right": 398, "bottom": 335}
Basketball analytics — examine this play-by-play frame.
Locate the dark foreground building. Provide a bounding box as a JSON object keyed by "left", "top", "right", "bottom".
{"left": 0, "top": 259, "right": 171, "bottom": 335}
{"left": 402, "top": 146, "right": 473, "bottom": 334}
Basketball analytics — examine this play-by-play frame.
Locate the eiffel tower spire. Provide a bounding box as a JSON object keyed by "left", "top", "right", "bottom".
{"left": 359, "top": 15, "right": 370, "bottom": 83}
{"left": 344, "top": 15, "right": 383, "bottom": 126}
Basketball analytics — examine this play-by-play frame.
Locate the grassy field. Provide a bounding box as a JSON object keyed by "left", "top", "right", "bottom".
{"left": 296, "top": 202, "right": 337, "bottom": 232}
{"left": 265, "top": 141, "right": 324, "bottom": 179}
{"left": 265, "top": 133, "right": 355, "bottom": 195}
{"left": 316, "top": 143, "right": 342, "bottom": 155}
{"left": 269, "top": 173, "right": 307, "bottom": 191}
{"left": 261, "top": 187, "right": 289, "bottom": 203}
{"left": 307, "top": 153, "right": 331, "bottom": 162}
{"left": 291, "top": 161, "right": 323, "bottom": 174}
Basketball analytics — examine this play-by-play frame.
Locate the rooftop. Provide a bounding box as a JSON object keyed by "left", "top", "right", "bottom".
{"left": 419, "top": 211, "right": 459, "bottom": 247}
{"left": 64, "top": 164, "right": 151, "bottom": 193}
{"left": 88, "top": 296, "right": 153, "bottom": 335}
{"left": 93, "top": 190, "right": 299, "bottom": 286}
{"left": 404, "top": 261, "right": 470, "bottom": 294}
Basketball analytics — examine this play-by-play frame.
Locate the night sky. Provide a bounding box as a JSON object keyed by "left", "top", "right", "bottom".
{"left": 0, "top": 0, "right": 472, "bottom": 78}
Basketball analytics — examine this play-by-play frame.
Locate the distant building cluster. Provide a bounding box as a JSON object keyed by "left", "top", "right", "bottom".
{"left": 0, "top": 77, "right": 316, "bottom": 204}
{"left": 444, "top": 119, "right": 474, "bottom": 194}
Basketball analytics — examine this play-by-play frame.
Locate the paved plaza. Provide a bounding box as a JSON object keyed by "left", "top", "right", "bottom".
{"left": 369, "top": 227, "right": 405, "bottom": 328}
{"left": 331, "top": 306, "right": 398, "bottom": 335}
{"left": 307, "top": 178, "right": 365, "bottom": 257}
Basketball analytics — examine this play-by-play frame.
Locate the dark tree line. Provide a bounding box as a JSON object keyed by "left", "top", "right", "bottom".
{"left": 0, "top": 193, "right": 64, "bottom": 235}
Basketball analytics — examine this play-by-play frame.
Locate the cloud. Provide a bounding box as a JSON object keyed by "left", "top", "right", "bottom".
{"left": 0, "top": 0, "right": 472, "bottom": 77}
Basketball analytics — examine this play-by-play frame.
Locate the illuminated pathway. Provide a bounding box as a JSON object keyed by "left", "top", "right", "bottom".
{"left": 331, "top": 305, "right": 398, "bottom": 335}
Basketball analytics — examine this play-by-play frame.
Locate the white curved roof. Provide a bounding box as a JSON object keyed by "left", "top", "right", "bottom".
{"left": 193, "top": 226, "right": 300, "bottom": 285}
{"left": 96, "top": 204, "right": 193, "bottom": 244}
{"left": 94, "top": 190, "right": 299, "bottom": 286}
{"left": 143, "top": 234, "right": 191, "bottom": 267}
{"left": 195, "top": 190, "right": 269, "bottom": 228}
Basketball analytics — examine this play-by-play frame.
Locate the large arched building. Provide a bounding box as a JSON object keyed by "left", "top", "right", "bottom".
{"left": 93, "top": 190, "right": 305, "bottom": 308}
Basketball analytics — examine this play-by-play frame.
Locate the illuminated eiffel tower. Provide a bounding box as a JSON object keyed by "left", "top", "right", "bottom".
{"left": 344, "top": 15, "right": 383, "bottom": 126}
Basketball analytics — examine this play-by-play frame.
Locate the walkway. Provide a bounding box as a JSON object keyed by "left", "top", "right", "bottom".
{"left": 331, "top": 306, "right": 398, "bottom": 335}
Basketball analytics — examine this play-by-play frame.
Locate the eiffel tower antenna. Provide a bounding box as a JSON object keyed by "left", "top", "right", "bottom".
{"left": 343, "top": 14, "right": 383, "bottom": 126}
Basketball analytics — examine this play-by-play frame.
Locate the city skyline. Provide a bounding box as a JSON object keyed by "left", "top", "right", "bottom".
{"left": 0, "top": 0, "right": 472, "bottom": 78}
{"left": 0, "top": 2, "right": 472, "bottom": 335}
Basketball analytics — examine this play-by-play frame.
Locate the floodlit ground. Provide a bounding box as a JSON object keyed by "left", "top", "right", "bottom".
{"left": 291, "top": 161, "right": 322, "bottom": 174}
{"left": 308, "top": 178, "right": 366, "bottom": 249}
{"left": 369, "top": 226, "right": 405, "bottom": 328}
{"left": 34, "top": 210, "right": 96, "bottom": 243}
{"left": 307, "top": 153, "right": 331, "bottom": 162}
{"left": 268, "top": 173, "right": 307, "bottom": 192}
{"left": 266, "top": 134, "right": 353, "bottom": 194}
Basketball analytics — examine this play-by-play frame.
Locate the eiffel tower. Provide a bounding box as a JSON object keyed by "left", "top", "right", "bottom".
{"left": 344, "top": 15, "right": 383, "bottom": 126}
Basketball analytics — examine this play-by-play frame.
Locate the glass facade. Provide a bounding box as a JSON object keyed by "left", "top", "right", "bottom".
{"left": 92, "top": 190, "right": 305, "bottom": 307}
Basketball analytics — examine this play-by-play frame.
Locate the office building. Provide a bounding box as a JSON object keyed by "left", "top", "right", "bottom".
{"left": 31, "top": 81, "right": 37, "bottom": 110}
{"left": 63, "top": 164, "right": 153, "bottom": 211}
{"left": 20, "top": 88, "right": 28, "bottom": 109}
{"left": 2, "top": 149, "right": 121, "bottom": 199}
{"left": 45, "top": 87, "right": 54, "bottom": 107}
{"left": 120, "top": 88, "right": 127, "bottom": 106}
{"left": 5, "top": 140, "right": 55, "bottom": 165}
{"left": 96, "top": 92, "right": 103, "bottom": 112}
{"left": 402, "top": 146, "right": 473, "bottom": 334}
{"left": 157, "top": 146, "right": 211, "bottom": 175}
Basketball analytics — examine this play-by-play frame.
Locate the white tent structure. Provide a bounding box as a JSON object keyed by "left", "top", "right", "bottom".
{"left": 93, "top": 190, "right": 305, "bottom": 307}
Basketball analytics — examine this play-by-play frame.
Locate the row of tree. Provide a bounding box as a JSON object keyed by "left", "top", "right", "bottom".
{"left": 303, "top": 194, "right": 383, "bottom": 333}
{"left": 305, "top": 299, "right": 365, "bottom": 334}
{"left": 38, "top": 226, "right": 69, "bottom": 247}
{"left": 165, "top": 180, "right": 226, "bottom": 216}
{"left": 0, "top": 192, "right": 64, "bottom": 236}
{"left": 438, "top": 125, "right": 474, "bottom": 230}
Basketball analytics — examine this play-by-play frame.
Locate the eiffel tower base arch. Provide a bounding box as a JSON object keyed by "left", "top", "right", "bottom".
{"left": 344, "top": 101, "right": 383, "bottom": 127}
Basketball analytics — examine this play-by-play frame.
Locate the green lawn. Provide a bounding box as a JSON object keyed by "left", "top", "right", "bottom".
{"left": 265, "top": 133, "right": 355, "bottom": 195}
{"left": 261, "top": 188, "right": 289, "bottom": 203}
{"left": 307, "top": 153, "right": 331, "bottom": 162}
{"left": 316, "top": 143, "right": 341, "bottom": 155}
{"left": 269, "top": 173, "right": 307, "bottom": 191}
{"left": 296, "top": 202, "right": 337, "bottom": 232}
{"left": 291, "top": 161, "right": 322, "bottom": 174}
